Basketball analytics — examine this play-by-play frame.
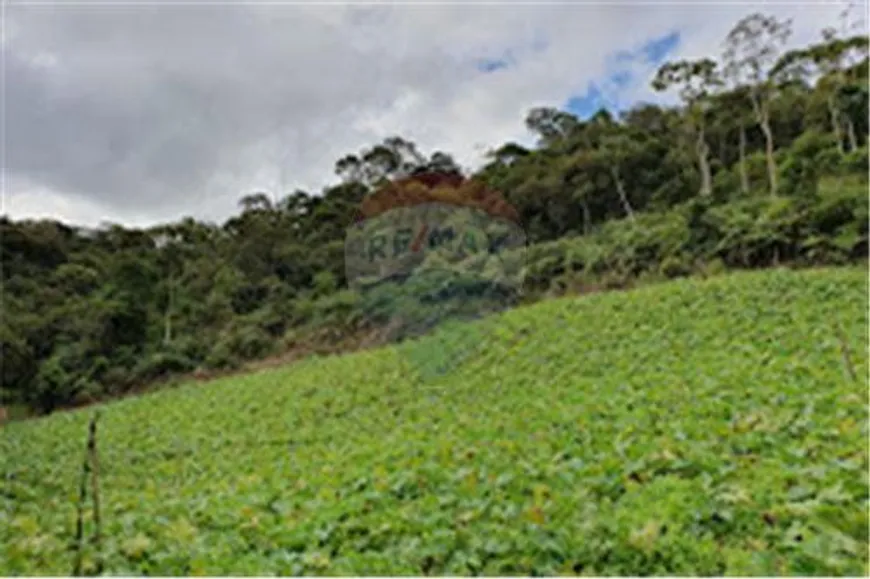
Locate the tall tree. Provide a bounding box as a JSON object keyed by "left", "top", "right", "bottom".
{"left": 525, "top": 107, "right": 580, "bottom": 147}
{"left": 710, "top": 86, "right": 753, "bottom": 194}
{"left": 775, "top": 28, "right": 869, "bottom": 154}
{"left": 238, "top": 192, "right": 274, "bottom": 213}
{"left": 335, "top": 137, "right": 434, "bottom": 187}
{"left": 724, "top": 13, "right": 793, "bottom": 196}
{"left": 652, "top": 58, "right": 722, "bottom": 197}
{"left": 831, "top": 32, "right": 869, "bottom": 151}
{"left": 585, "top": 112, "right": 638, "bottom": 220}
{"left": 151, "top": 227, "right": 182, "bottom": 345}
{"left": 418, "top": 151, "right": 464, "bottom": 177}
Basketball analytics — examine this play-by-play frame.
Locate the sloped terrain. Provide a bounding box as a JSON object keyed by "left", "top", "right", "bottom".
{"left": 2, "top": 267, "right": 868, "bottom": 575}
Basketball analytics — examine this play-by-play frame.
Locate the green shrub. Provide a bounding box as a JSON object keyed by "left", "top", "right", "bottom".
{"left": 700, "top": 258, "right": 728, "bottom": 278}
{"left": 101, "top": 366, "right": 136, "bottom": 395}
{"left": 133, "top": 351, "right": 196, "bottom": 383}
{"left": 779, "top": 131, "right": 839, "bottom": 195}
{"left": 840, "top": 146, "right": 869, "bottom": 174}
{"left": 203, "top": 346, "right": 241, "bottom": 371}
{"left": 205, "top": 322, "right": 273, "bottom": 370}
{"left": 712, "top": 167, "right": 742, "bottom": 200}
{"left": 744, "top": 151, "right": 773, "bottom": 194}
{"left": 659, "top": 255, "right": 693, "bottom": 279}
{"left": 600, "top": 269, "right": 632, "bottom": 290}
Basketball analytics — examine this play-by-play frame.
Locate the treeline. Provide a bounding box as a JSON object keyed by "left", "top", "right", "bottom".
{"left": 2, "top": 11, "right": 868, "bottom": 415}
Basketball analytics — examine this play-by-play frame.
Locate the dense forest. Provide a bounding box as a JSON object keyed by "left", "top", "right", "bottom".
{"left": 2, "top": 11, "right": 868, "bottom": 416}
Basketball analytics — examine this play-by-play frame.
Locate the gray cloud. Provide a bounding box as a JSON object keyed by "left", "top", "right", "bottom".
{"left": 4, "top": 2, "right": 853, "bottom": 227}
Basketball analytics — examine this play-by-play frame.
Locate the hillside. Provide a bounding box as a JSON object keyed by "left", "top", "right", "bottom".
{"left": 3, "top": 9, "right": 868, "bottom": 415}
{"left": 2, "top": 267, "right": 867, "bottom": 575}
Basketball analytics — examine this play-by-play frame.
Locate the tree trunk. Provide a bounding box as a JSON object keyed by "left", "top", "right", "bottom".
{"left": 761, "top": 118, "right": 778, "bottom": 197}
{"left": 581, "top": 200, "right": 591, "bottom": 235}
{"left": 749, "top": 89, "right": 778, "bottom": 196}
{"left": 738, "top": 124, "right": 749, "bottom": 195}
{"left": 696, "top": 125, "right": 712, "bottom": 197}
{"left": 827, "top": 95, "right": 845, "bottom": 154}
{"left": 610, "top": 165, "right": 635, "bottom": 220}
{"left": 845, "top": 116, "right": 858, "bottom": 152}
{"left": 163, "top": 277, "right": 173, "bottom": 345}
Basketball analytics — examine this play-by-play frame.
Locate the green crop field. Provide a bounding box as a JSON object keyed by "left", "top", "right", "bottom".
{"left": 2, "top": 267, "right": 868, "bottom": 576}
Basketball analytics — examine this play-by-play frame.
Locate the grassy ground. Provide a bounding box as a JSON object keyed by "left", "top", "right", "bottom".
{"left": 1, "top": 267, "right": 867, "bottom": 575}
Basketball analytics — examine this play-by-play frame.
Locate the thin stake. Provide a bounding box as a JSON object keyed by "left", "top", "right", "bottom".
{"left": 88, "top": 412, "right": 103, "bottom": 575}
{"left": 71, "top": 412, "right": 101, "bottom": 577}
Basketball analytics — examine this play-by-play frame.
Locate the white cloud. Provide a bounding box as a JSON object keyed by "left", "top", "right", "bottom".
{"left": 4, "top": 176, "right": 158, "bottom": 228}
{"left": 4, "top": 2, "right": 860, "bottom": 228}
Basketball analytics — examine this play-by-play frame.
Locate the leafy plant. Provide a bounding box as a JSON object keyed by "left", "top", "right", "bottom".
{"left": 1, "top": 268, "right": 866, "bottom": 575}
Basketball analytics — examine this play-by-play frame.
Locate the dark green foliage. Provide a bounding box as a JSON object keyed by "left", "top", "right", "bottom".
{"left": 514, "top": 178, "right": 866, "bottom": 295}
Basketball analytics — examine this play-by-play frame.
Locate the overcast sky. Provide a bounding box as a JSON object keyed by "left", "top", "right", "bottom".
{"left": 3, "top": 1, "right": 863, "bottom": 228}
